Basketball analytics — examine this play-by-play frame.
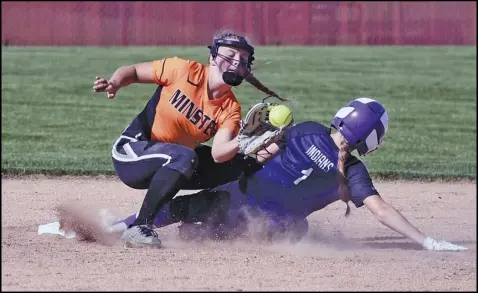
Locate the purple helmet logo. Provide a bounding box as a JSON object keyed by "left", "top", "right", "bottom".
{"left": 331, "top": 97, "right": 389, "bottom": 156}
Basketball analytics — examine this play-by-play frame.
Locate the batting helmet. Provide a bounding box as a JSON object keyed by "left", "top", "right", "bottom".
{"left": 331, "top": 97, "right": 389, "bottom": 156}
{"left": 207, "top": 36, "right": 255, "bottom": 86}
{"left": 208, "top": 37, "right": 255, "bottom": 67}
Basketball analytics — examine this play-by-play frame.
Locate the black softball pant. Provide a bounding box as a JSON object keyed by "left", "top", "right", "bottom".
{"left": 111, "top": 135, "right": 263, "bottom": 190}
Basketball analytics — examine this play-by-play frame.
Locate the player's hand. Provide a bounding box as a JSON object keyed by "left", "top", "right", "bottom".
{"left": 93, "top": 76, "right": 120, "bottom": 99}
{"left": 422, "top": 237, "right": 468, "bottom": 251}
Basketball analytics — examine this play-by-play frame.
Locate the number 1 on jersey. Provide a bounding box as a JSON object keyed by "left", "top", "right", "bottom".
{"left": 293, "top": 168, "right": 313, "bottom": 185}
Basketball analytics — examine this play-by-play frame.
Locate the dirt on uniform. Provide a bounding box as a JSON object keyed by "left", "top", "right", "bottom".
{"left": 2, "top": 176, "right": 476, "bottom": 291}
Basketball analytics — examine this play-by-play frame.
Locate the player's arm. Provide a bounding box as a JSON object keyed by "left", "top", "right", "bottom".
{"left": 211, "top": 128, "right": 240, "bottom": 163}
{"left": 109, "top": 62, "right": 156, "bottom": 87}
{"left": 255, "top": 143, "right": 281, "bottom": 164}
{"left": 348, "top": 160, "right": 466, "bottom": 251}
{"left": 94, "top": 57, "right": 183, "bottom": 99}
{"left": 93, "top": 62, "right": 155, "bottom": 99}
{"left": 255, "top": 128, "right": 288, "bottom": 164}
{"left": 347, "top": 159, "right": 426, "bottom": 244}
{"left": 211, "top": 105, "right": 242, "bottom": 163}
{"left": 363, "top": 195, "right": 426, "bottom": 245}
{"left": 363, "top": 194, "right": 467, "bottom": 251}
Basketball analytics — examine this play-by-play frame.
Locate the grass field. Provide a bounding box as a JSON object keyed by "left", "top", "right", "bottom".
{"left": 1, "top": 46, "right": 476, "bottom": 179}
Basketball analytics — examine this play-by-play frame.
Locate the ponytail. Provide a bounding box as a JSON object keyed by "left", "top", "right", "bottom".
{"left": 337, "top": 136, "right": 351, "bottom": 217}
{"left": 245, "top": 74, "right": 287, "bottom": 102}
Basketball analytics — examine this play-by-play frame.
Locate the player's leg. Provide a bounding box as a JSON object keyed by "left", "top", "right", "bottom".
{"left": 110, "top": 189, "right": 231, "bottom": 228}
{"left": 112, "top": 180, "right": 250, "bottom": 240}
{"left": 109, "top": 188, "right": 234, "bottom": 240}
{"left": 269, "top": 216, "right": 309, "bottom": 243}
{"left": 181, "top": 144, "right": 263, "bottom": 190}
{"left": 113, "top": 138, "right": 198, "bottom": 247}
{"left": 171, "top": 189, "right": 232, "bottom": 241}
{"left": 113, "top": 136, "right": 199, "bottom": 185}
{"left": 229, "top": 181, "right": 309, "bottom": 242}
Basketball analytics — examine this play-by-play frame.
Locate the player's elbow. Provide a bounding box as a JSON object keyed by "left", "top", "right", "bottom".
{"left": 374, "top": 208, "right": 388, "bottom": 223}
{"left": 212, "top": 153, "right": 232, "bottom": 163}
{"left": 211, "top": 147, "right": 232, "bottom": 163}
{"left": 212, "top": 153, "right": 226, "bottom": 163}
{"left": 373, "top": 203, "right": 395, "bottom": 224}
{"left": 364, "top": 195, "right": 395, "bottom": 224}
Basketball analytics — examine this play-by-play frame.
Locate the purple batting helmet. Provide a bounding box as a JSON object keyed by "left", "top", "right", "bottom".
{"left": 331, "top": 97, "right": 389, "bottom": 156}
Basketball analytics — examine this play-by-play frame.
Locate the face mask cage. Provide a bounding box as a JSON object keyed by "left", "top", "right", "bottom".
{"left": 208, "top": 38, "right": 255, "bottom": 70}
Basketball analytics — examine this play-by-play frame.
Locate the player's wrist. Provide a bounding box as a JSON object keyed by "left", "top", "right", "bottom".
{"left": 109, "top": 78, "right": 122, "bottom": 89}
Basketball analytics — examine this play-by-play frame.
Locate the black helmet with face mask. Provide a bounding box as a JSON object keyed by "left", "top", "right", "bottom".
{"left": 208, "top": 36, "right": 255, "bottom": 86}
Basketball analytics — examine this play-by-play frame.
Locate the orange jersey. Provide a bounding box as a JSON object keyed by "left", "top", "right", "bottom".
{"left": 139, "top": 57, "right": 241, "bottom": 149}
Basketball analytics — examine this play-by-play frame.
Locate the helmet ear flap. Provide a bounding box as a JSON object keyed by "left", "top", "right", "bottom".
{"left": 248, "top": 55, "right": 255, "bottom": 69}
{"left": 208, "top": 41, "right": 219, "bottom": 59}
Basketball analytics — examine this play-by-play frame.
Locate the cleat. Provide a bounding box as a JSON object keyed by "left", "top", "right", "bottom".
{"left": 120, "top": 225, "right": 162, "bottom": 248}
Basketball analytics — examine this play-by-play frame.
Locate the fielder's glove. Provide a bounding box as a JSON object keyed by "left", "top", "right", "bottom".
{"left": 237, "top": 102, "right": 293, "bottom": 155}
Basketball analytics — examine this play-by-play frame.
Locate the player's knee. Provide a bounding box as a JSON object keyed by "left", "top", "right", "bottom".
{"left": 169, "top": 146, "right": 199, "bottom": 179}
{"left": 112, "top": 159, "right": 151, "bottom": 190}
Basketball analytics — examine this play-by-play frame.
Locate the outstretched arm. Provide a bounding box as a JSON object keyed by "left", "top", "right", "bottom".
{"left": 363, "top": 195, "right": 426, "bottom": 244}
{"left": 363, "top": 195, "right": 467, "bottom": 251}
{"left": 109, "top": 62, "right": 156, "bottom": 86}
{"left": 93, "top": 62, "right": 155, "bottom": 99}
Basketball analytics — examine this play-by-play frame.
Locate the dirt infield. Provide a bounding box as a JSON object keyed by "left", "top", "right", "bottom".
{"left": 2, "top": 176, "right": 476, "bottom": 291}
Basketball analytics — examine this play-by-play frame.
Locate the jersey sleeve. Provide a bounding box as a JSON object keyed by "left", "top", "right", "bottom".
{"left": 152, "top": 57, "right": 188, "bottom": 86}
{"left": 219, "top": 103, "right": 241, "bottom": 135}
{"left": 345, "top": 157, "right": 380, "bottom": 208}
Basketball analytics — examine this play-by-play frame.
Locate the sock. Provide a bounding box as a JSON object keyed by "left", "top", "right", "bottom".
{"left": 113, "top": 213, "right": 138, "bottom": 228}
{"left": 113, "top": 209, "right": 177, "bottom": 230}
{"left": 131, "top": 167, "right": 187, "bottom": 228}
{"left": 152, "top": 205, "right": 177, "bottom": 228}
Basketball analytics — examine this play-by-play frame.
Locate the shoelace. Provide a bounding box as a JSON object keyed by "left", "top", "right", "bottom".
{"left": 138, "top": 225, "right": 158, "bottom": 238}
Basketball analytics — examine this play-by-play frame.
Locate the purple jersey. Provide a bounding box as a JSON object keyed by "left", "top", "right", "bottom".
{"left": 245, "top": 121, "right": 379, "bottom": 218}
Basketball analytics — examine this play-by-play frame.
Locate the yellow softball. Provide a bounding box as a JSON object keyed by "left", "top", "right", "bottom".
{"left": 268, "top": 104, "right": 293, "bottom": 128}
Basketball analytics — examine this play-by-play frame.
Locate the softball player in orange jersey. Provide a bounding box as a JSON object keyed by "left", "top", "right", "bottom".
{"left": 93, "top": 29, "right": 280, "bottom": 248}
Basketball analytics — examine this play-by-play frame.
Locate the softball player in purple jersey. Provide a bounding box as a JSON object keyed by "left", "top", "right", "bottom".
{"left": 109, "top": 98, "right": 467, "bottom": 251}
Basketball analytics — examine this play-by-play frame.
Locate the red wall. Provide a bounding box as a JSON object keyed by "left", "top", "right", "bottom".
{"left": 2, "top": 1, "right": 476, "bottom": 46}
